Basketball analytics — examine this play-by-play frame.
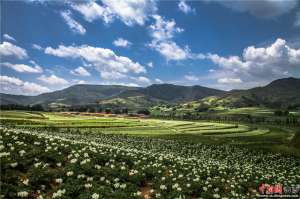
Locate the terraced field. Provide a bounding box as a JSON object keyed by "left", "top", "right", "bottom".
{"left": 0, "top": 111, "right": 275, "bottom": 139}
{"left": 0, "top": 111, "right": 295, "bottom": 149}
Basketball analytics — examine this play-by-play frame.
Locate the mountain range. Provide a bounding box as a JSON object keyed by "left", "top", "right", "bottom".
{"left": 1, "top": 77, "right": 299, "bottom": 109}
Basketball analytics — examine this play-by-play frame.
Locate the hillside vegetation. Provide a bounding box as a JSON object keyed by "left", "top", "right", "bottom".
{"left": 2, "top": 78, "right": 299, "bottom": 111}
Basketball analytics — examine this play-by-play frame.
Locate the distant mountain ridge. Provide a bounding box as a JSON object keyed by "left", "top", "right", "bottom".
{"left": 0, "top": 84, "right": 144, "bottom": 108}
{"left": 1, "top": 77, "right": 299, "bottom": 109}
{"left": 199, "top": 77, "right": 300, "bottom": 109}
{"left": 0, "top": 83, "right": 224, "bottom": 108}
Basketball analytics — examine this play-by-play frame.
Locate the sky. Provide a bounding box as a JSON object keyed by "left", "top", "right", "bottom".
{"left": 1, "top": 0, "right": 300, "bottom": 95}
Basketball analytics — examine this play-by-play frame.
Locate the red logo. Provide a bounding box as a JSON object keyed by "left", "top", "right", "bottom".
{"left": 259, "top": 183, "right": 283, "bottom": 195}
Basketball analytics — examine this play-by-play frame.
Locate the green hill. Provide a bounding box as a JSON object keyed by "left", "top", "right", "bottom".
{"left": 0, "top": 84, "right": 224, "bottom": 108}
{"left": 1, "top": 77, "right": 299, "bottom": 109}
{"left": 0, "top": 84, "right": 139, "bottom": 107}
{"left": 207, "top": 77, "right": 300, "bottom": 109}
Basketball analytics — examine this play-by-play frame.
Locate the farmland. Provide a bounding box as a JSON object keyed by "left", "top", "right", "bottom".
{"left": 1, "top": 111, "right": 300, "bottom": 198}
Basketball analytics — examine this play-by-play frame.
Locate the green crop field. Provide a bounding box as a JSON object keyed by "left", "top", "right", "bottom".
{"left": 0, "top": 111, "right": 298, "bottom": 147}
{"left": 1, "top": 111, "right": 300, "bottom": 198}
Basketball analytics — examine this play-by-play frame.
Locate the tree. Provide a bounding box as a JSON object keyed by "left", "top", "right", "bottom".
{"left": 113, "top": 109, "right": 121, "bottom": 114}
{"left": 122, "top": 108, "right": 128, "bottom": 114}
{"left": 31, "top": 104, "right": 44, "bottom": 111}
{"left": 88, "top": 107, "right": 95, "bottom": 113}
{"left": 137, "top": 109, "right": 150, "bottom": 115}
{"left": 274, "top": 110, "right": 289, "bottom": 116}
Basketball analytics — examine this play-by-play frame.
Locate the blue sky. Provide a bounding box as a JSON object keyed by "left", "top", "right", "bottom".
{"left": 1, "top": 0, "right": 300, "bottom": 95}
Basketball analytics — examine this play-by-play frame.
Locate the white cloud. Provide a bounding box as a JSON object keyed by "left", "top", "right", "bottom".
{"left": 0, "top": 42, "right": 28, "bottom": 60}
{"left": 207, "top": 54, "right": 246, "bottom": 69}
{"left": 117, "top": 82, "right": 140, "bottom": 87}
{"left": 149, "top": 41, "right": 190, "bottom": 61}
{"left": 0, "top": 75, "right": 50, "bottom": 95}
{"left": 61, "top": 10, "right": 86, "bottom": 35}
{"left": 1, "top": 62, "right": 43, "bottom": 73}
{"left": 70, "top": 66, "right": 91, "bottom": 76}
{"left": 113, "top": 38, "right": 132, "bottom": 47}
{"left": 32, "top": 44, "right": 43, "bottom": 50}
{"left": 147, "top": 62, "right": 153, "bottom": 68}
{"left": 148, "top": 15, "right": 191, "bottom": 61}
{"left": 0, "top": 75, "right": 23, "bottom": 86}
{"left": 72, "top": 0, "right": 157, "bottom": 26}
{"left": 77, "top": 80, "right": 87, "bottom": 84}
{"left": 154, "top": 78, "right": 163, "bottom": 83}
{"left": 204, "top": 38, "right": 300, "bottom": 89}
{"left": 101, "top": 0, "right": 157, "bottom": 26}
{"left": 21, "top": 82, "right": 50, "bottom": 95}
{"left": 217, "top": 78, "right": 242, "bottom": 84}
{"left": 149, "top": 15, "right": 183, "bottom": 42}
{"left": 44, "top": 44, "right": 146, "bottom": 79}
{"left": 3, "top": 34, "right": 16, "bottom": 42}
{"left": 71, "top": 1, "right": 114, "bottom": 23}
{"left": 207, "top": 0, "right": 298, "bottom": 19}
{"left": 131, "top": 76, "right": 151, "bottom": 85}
{"left": 178, "top": 0, "right": 195, "bottom": 14}
{"left": 184, "top": 74, "right": 199, "bottom": 81}
{"left": 100, "top": 75, "right": 152, "bottom": 86}
{"left": 38, "top": 74, "right": 69, "bottom": 85}
{"left": 100, "top": 71, "right": 127, "bottom": 80}
{"left": 287, "top": 46, "right": 300, "bottom": 64}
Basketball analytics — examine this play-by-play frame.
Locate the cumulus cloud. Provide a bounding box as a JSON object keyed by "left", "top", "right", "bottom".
{"left": 44, "top": 44, "right": 146, "bottom": 80}
{"left": 38, "top": 74, "right": 69, "bottom": 85}
{"left": 3, "top": 34, "right": 16, "bottom": 42}
{"left": 113, "top": 38, "right": 132, "bottom": 48}
{"left": 0, "top": 75, "right": 50, "bottom": 95}
{"left": 206, "top": 54, "right": 246, "bottom": 69}
{"left": 178, "top": 0, "right": 195, "bottom": 14}
{"left": 184, "top": 74, "right": 199, "bottom": 81}
{"left": 77, "top": 80, "right": 87, "bottom": 84}
{"left": 204, "top": 38, "right": 300, "bottom": 89}
{"left": 149, "top": 41, "right": 190, "bottom": 61}
{"left": 71, "top": 1, "right": 114, "bottom": 23}
{"left": 207, "top": 0, "right": 298, "bottom": 19}
{"left": 0, "top": 75, "right": 23, "bottom": 86}
{"left": 131, "top": 76, "right": 151, "bottom": 85}
{"left": 102, "top": 0, "right": 157, "bottom": 26}
{"left": 148, "top": 15, "right": 190, "bottom": 61}
{"left": 149, "top": 15, "right": 184, "bottom": 41}
{"left": 217, "top": 77, "right": 242, "bottom": 84}
{"left": 61, "top": 10, "right": 86, "bottom": 35}
{"left": 0, "top": 42, "right": 28, "bottom": 60}
{"left": 71, "top": 0, "right": 157, "bottom": 26}
{"left": 99, "top": 75, "right": 152, "bottom": 86}
{"left": 100, "top": 71, "right": 127, "bottom": 80}
{"left": 70, "top": 66, "right": 91, "bottom": 76}
{"left": 154, "top": 78, "right": 163, "bottom": 84}
{"left": 1, "top": 62, "right": 43, "bottom": 73}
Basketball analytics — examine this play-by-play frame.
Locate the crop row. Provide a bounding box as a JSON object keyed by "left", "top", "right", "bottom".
{"left": 1, "top": 127, "right": 299, "bottom": 198}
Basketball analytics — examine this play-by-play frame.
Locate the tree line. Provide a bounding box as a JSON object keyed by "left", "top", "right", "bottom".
{"left": 151, "top": 111, "right": 300, "bottom": 127}
{"left": 0, "top": 104, "right": 44, "bottom": 111}
{"left": 0, "top": 104, "right": 150, "bottom": 115}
